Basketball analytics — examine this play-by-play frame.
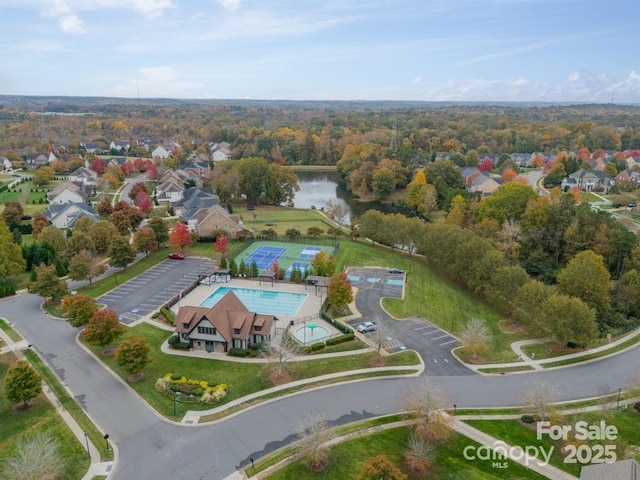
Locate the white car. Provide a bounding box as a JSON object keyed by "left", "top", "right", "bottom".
{"left": 357, "top": 321, "right": 376, "bottom": 333}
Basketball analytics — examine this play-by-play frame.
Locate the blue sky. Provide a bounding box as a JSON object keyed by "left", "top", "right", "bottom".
{"left": 1, "top": 0, "right": 638, "bottom": 102}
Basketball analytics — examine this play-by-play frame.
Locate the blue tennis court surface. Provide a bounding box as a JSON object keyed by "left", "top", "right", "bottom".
{"left": 285, "top": 261, "right": 311, "bottom": 277}
{"left": 387, "top": 279, "right": 404, "bottom": 286}
{"left": 299, "top": 246, "right": 323, "bottom": 259}
{"left": 347, "top": 275, "right": 360, "bottom": 282}
{"left": 244, "top": 246, "right": 287, "bottom": 269}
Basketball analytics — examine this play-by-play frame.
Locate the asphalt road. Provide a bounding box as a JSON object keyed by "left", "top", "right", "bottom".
{"left": 99, "top": 257, "right": 213, "bottom": 322}
{"left": 1, "top": 290, "right": 639, "bottom": 479}
{"left": 347, "top": 267, "right": 469, "bottom": 375}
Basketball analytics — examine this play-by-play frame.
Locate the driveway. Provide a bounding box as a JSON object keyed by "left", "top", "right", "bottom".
{"left": 99, "top": 257, "right": 213, "bottom": 322}
{"left": 346, "top": 267, "right": 470, "bottom": 375}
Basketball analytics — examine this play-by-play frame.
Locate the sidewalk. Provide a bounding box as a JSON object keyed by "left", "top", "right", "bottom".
{"left": 461, "top": 327, "right": 640, "bottom": 374}
{"left": 0, "top": 324, "right": 116, "bottom": 480}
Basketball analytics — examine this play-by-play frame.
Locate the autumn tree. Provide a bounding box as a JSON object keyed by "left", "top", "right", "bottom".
{"left": 324, "top": 199, "right": 347, "bottom": 226}
{"left": 84, "top": 309, "right": 125, "bottom": 348}
{"left": 108, "top": 236, "right": 136, "bottom": 270}
{"left": 169, "top": 223, "right": 191, "bottom": 251}
{"left": 4, "top": 360, "right": 42, "bottom": 407}
{"left": 524, "top": 378, "right": 560, "bottom": 421}
{"left": 327, "top": 272, "right": 353, "bottom": 310}
{"left": 540, "top": 293, "right": 598, "bottom": 344}
{"left": 28, "top": 263, "right": 68, "bottom": 305}
{"left": 477, "top": 182, "right": 537, "bottom": 225}
{"left": 404, "top": 377, "right": 452, "bottom": 444}
{"left": 33, "top": 166, "right": 55, "bottom": 186}
{"left": 133, "top": 226, "right": 158, "bottom": 256}
{"left": 307, "top": 226, "right": 324, "bottom": 237}
{"left": 2, "top": 201, "right": 24, "bottom": 229}
{"left": 358, "top": 455, "right": 407, "bottom": 480}
{"left": 4, "top": 432, "right": 65, "bottom": 480}
{"left": 38, "top": 226, "right": 66, "bottom": 258}
{"left": 310, "top": 251, "right": 336, "bottom": 276}
{"left": 134, "top": 191, "right": 153, "bottom": 215}
{"left": 404, "top": 433, "right": 435, "bottom": 477}
{"left": 296, "top": 413, "right": 332, "bottom": 472}
{"left": 31, "top": 212, "right": 50, "bottom": 238}
{"left": 116, "top": 336, "right": 152, "bottom": 377}
{"left": 66, "top": 232, "right": 95, "bottom": 258}
{"left": 62, "top": 293, "right": 98, "bottom": 328}
{"left": 214, "top": 235, "right": 229, "bottom": 254}
{"left": 460, "top": 317, "right": 492, "bottom": 359}
{"left": 96, "top": 198, "right": 114, "bottom": 218}
{"left": 91, "top": 158, "right": 105, "bottom": 174}
{"left": 557, "top": 250, "right": 611, "bottom": 319}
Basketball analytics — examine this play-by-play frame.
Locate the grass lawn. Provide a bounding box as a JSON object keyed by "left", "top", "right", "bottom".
{"left": 335, "top": 241, "right": 528, "bottom": 364}
{"left": 239, "top": 206, "right": 337, "bottom": 237}
{"left": 466, "top": 408, "right": 640, "bottom": 477}
{"left": 0, "top": 318, "right": 24, "bottom": 342}
{"left": 0, "top": 179, "right": 61, "bottom": 215}
{"left": 0, "top": 352, "right": 89, "bottom": 480}
{"left": 78, "top": 248, "right": 171, "bottom": 298}
{"left": 265, "top": 426, "right": 547, "bottom": 480}
{"left": 84, "top": 323, "right": 420, "bottom": 419}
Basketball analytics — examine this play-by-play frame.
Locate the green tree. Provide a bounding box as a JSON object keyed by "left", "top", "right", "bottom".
{"left": 0, "top": 218, "right": 26, "bottom": 282}
{"left": 62, "top": 293, "right": 98, "bottom": 328}
{"left": 307, "top": 226, "right": 324, "bottom": 237}
{"left": 327, "top": 272, "right": 354, "bottom": 309}
{"left": 116, "top": 336, "right": 151, "bottom": 376}
{"left": 557, "top": 250, "right": 611, "bottom": 318}
{"left": 66, "top": 232, "right": 95, "bottom": 258}
{"left": 358, "top": 454, "right": 407, "bottom": 480}
{"left": 371, "top": 167, "right": 396, "bottom": 199}
{"left": 148, "top": 217, "right": 169, "bottom": 244}
{"left": 28, "top": 263, "right": 68, "bottom": 305}
{"left": 38, "top": 226, "right": 66, "bottom": 258}
{"left": 285, "top": 227, "right": 301, "bottom": 240}
{"left": 84, "top": 309, "right": 125, "bottom": 348}
{"left": 108, "top": 236, "right": 136, "bottom": 270}
{"left": 540, "top": 293, "right": 598, "bottom": 343}
{"left": 237, "top": 156, "right": 271, "bottom": 205}
{"left": 73, "top": 216, "right": 94, "bottom": 235}
{"left": 4, "top": 360, "right": 42, "bottom": 407}
{"left": 266, "top": 163, "right": 299, "bottom": 206}
{"left": 477, "top": 182, "right": 537, "bottom": 225}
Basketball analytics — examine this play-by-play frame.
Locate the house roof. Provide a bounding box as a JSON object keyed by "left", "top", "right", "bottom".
{"left": 45, "top": 202, "right": 99, "bottom": 227}
{"left": 69, "top": 166, "right": 97, "bottom": 178}
{"left": 195, "top": 204, "right": 241, "bottom": 229}
{"left": 568, "top": 169, "right": 614, "bottom": 183}
{"left": 175, "top": 291, "right": 275, "bottom": 342}
{"left": 48, "top": 180, "right": 87, "bottom": 202}
{"left": 579, "top": 459, "right": 638, "bottom": 480}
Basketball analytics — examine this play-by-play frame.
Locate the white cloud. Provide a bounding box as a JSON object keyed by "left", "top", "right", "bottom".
{"left": 59, "top": 12, "right": 85, "bottom": 33}
{"left": 105, "top": 66, "right": 202, "bottom": 97}
{"left": 410, "top": 76, "right": 423, "bottom": 84}
{"left": 217, "top": 0, "right": 241, "bottom": 11}
{"left": 567, "top": 72, "right": 580, "bottom": 81}
{"left": 130, "top": 0, "right": 174, "bottom": 18}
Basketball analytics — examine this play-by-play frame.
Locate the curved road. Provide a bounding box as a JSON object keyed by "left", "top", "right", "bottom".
{"left": 1, "top": 293, "right": 638, "bottom": 479}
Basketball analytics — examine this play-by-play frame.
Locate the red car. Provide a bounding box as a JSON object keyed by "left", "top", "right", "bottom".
{"left": 168, "top": 252, "right": 185, "bottom": 260}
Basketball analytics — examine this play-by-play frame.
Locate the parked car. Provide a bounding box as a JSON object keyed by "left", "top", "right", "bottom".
{"left": 168, "top": 252, "right": 185, "bottom": 260}
{"left": 629, "top": 203, "right": 637, "bottom": 208}
{"left": 389, "top": 268, "right": 405, "bottom": 274}
{"left": 356, "top": 321, "right": 376, "bottom": 333}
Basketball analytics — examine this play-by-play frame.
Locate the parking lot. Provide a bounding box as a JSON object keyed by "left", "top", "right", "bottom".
{"left": 347, "top": 267, "right": 469, "bottom": 376}
{"left": 99, "top": 257, "right": 213, "bottom": 323}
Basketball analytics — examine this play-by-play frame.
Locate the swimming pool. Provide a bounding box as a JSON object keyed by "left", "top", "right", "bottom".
{"left": 199, "top": 286, "right": 307, "bottom": 316}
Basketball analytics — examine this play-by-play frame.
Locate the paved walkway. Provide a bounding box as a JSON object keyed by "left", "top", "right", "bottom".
{"left": 461, "top": 327, "right": 640, "bottom": 374}
{"left": 0, "top": 323, "right": 116, "bottom": 480}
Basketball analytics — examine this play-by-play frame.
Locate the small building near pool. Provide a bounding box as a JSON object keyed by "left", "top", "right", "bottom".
{"left": 175, "top": 291, "right": 275, "bottom": 352}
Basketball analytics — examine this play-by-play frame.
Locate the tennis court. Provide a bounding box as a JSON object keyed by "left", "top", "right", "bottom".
{"left": 243, "top": 245, "right": 287, "bottom": 269}
{"left": 235, "top": 241, "right": 335, "bottom": 278}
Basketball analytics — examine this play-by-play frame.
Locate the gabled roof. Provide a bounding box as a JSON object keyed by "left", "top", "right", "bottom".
{"left": 175, "top": 291, "right": 274, "bottom": 342}
{"left": 48, "top": 180, "right": 85, "bottom": 199}
{"left": 195, "top": 204, "right": 241, "bottom": 227}
{"left": 568, "top": 169, "right": 613, "bottom": 182}
{"left": 69, "top": 166, "right": 97, "bottom": 178}
{"left": 45, "top": 202, "right": 99, "bottom": 227}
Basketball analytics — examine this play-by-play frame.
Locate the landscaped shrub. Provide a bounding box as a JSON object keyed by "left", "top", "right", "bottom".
{"left": 159, "top": 373, "right": 228, "bottom": 403}
{"left": 171, "top": 342, "right": 190, "bottom": 350}
{"left": 521, "top": 415, "right": 535, "bottom": 424}
{"left": 310, "top": 342, "right": 325, "bottom": 351}
{"left": 566, "top": 341, "right": 586, "bottom": 349}
{"left": 634, "top": 402, "right": 640, "bottom": 413}
{"left": 0, "top": 281, "right": 16, "bottom": 298}
{"left": 228, "top": 348, "right": 252, "bottom": 357}
{"left": 170, "top": 373, "right": 182, "bottom": 381}
{"left": 325, "top": 333, "right": 355, "bottom": 346}
{"left": 160, "top": 306, "right": 175, "bottom": 325}
{"left": 155, "top": 377, "right": 170, "bottom": 392}
{"left": 202, "top": 384, "right": 228, "bottom": 403}
{"left": 167, "top": 334, "right": 180, "bottom": 346}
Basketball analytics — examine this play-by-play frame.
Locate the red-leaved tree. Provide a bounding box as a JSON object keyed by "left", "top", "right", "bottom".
{"left": 169, "top": 223, "right": 191, "bottom": 251}
{"left": 478, "top": 158, "right": 493, "bottom": 172}
{"left": 121, "top": 161, "right": 134, "bottom": 175}
{"left": 214, "top": 235, "right": 229, "bottom": 254}
{"left": 91, "top": 158, "right": 106, "bottom": 174}
{"left": 134, "top": 192, "right": 153, "bottom": 215}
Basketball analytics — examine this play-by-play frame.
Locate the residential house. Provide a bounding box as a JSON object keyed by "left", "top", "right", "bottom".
{"left": 68, "top": 166, "right": 98, "bottom": 189}
{"left": 435, "top": 152, "right": 452, "bottom": 161}
{"left": 44, "top": 202, "right": 99, "bottom": 229}
{"left": 0, "top": 156, "right": 12, "bottom": 171}
{"left": 194, "top": 204, "right": 243, "bottom": 237}
{"left": 51, "top": 144, "right": 69, "bottom": 154}
{"left": 562, "top": 169, "right": 614, "bottom": 192}
{"left": 511, "top": 153, "right": 533, "bottom": 168}
{"left": 47, "top": 181, "right": 87, "bottom": 205}
{"left": 152, "top": 145, "right": 172, "bottom": 159}
{"left": 80, "top": 142, "right": 100, "bottom": 154}
{"left": 461, "top": 167, "right": 503, "bottom": 196}
{"left": 136, "top": 138, "right": 156, "bottom": 151}
{"left": 211, "top": 142, "right": 232, "bottom": 162}
{"left": 105, "top": 157, "right": 129, "bottom": 169}
{"left": 588, "top": 156, "right": 610, "bottom": 171}
{"left": 614, "top": 169, "right": 640, "bottom": 186}
{"left": 580, "top": 458, "right": 638, "bottom": 480}
{"left": 156, "top": 170, "right": 186, "bottom": 203}
{"left": 174, "top": 187, "right": 219, "bottom": 226}
{"left": 175, "top": 291, "right": 275, "bottom": 352}
{"left": 624, "top": 156, "right": 640, "bottom": 170}
{"left": 183, "top": 159, "right": 213, "bottom": 185}
{"left": 25, "top": 152, "right": 56, "bottom": 169}
{"left": 109, "top": 140, "right": 130, "bottom": 152}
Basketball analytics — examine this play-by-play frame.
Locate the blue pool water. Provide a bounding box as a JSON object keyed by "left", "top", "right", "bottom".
{"left": 199, "top": 286, "right": 307, "bottom": 316}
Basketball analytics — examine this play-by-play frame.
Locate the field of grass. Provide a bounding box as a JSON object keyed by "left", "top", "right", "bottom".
{"left": 0, "top": 318, "right": 24, "bottom": 342}
{"left": 84, "top": 323, "right": 420, "bottom": 418}
{"left": 265, "top": 426, "right": 547, "bottom": 480}
{"left": 238, "top": 206, "right": 337, "bottom": 237}
{"left": 466, "top": 408, "right": 640, "bottom": 477}
{"left": 0, "top": 179, "right": 61, "bottom": 215}
{"left": 0, "top": 352, "right": 89, "bottom": 480}
{"left": 335, "top": 241, "right": 527, "bottom": 363}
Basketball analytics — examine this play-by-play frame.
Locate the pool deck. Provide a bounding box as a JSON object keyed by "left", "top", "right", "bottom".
{"left": 173, "top": 278, "right": 329, "bottom": 325}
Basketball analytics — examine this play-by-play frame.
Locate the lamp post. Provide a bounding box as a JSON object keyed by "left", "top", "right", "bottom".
{"left": 173, "top": 392, "right": 181, "bottom": 417}
{"left": 104, "top": 433, "right": 110, "bottom": 452}
{"left": 617, "top": 387, "right": 622, "bottom": 409}
{"left": 84, "top": 432, "right": 90, "bottom": 458}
